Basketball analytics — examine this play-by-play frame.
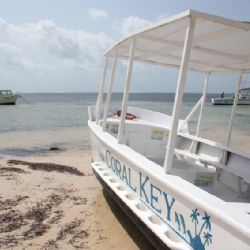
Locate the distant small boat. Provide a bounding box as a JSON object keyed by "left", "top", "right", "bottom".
{"left": 212, "top": 88, "right": 250, "bottom": 105}
{"left": 0, "top": 90, "right": 19, "bottom": 105}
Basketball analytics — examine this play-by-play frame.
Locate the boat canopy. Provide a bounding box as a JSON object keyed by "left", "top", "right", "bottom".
{"left": 95, "top": 9, "right": 250, "bottom": 173}
{"left": 104, "top": 9, "right": 250, "bottom": 74}
{"left": 0, "top": 90, "right": 13, "bottom": 95}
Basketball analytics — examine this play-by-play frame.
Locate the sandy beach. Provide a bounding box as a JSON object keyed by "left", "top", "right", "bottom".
{"left": 0, "top": 129, "right": 154, "bottom": 250}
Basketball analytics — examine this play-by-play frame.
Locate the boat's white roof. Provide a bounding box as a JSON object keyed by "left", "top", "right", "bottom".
{"left": 105, "top": 9, "right": 250, "bottom": 73}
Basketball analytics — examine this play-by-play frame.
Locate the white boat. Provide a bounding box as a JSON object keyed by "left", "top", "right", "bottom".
{"left": 88, "top": 9, "right": 250, "bottom": 250}
{"left": 212, "top": 88, "right": 250, "bottom": 105}
{"left": 0, "top": 90, "right": 19, "bottom": 105}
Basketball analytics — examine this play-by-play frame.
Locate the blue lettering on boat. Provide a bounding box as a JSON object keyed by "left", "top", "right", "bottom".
{"left": 111, "top": 157, "right": 116, "bottom": 173}
{"left": 122, "top": 164, "right": 129, "bottom": 185}
{"left": 105, "top": 150, "right": 137, "bottom": 192}
{"left": 139, "top": 172, "right": 149, "bottom": 204}
{"left": 115, "top": 159, "right": 122, "bottom": 179}
{"left": 105, "top": 150, "right": 111, "bottom": 169}
{"left": 150, "top": 183, "right": 162, "bottom": 214}
{"left": 163, "top": 191, "right": 175, "bottom": 221}
{"left": 98, "top": 149, "right": 213, "bottom": 250}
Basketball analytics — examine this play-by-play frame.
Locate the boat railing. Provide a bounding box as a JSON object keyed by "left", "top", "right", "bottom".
{"left": 176, "top": 131, "right": 250, "bottom": 190}
{"left": 178, "top": 96, "right": 203, "bottom": 131}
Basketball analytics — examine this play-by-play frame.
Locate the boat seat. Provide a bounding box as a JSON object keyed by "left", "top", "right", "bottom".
{"left": 174, "top": 148, "right": 250, "bottom": 184}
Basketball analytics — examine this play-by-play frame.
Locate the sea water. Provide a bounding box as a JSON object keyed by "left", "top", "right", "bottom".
{"left": 0, "top": 93, "right": 250, "bottom": 156}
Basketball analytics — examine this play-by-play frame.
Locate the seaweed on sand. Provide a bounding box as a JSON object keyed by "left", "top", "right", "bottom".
{"left": 48, "top": 210, "right": 64, "bottom": 224}
{"left": 0, "top": 167, "right": 26, "bottom": 174}
{"left": 57, "top": 219, "right": 89, "bottom": 248}
{"left": 57, "top": 220, "right": 82, "bottom": 240}
{"left": 0, "top": 195, "right": 29, "bottom": 210}
{"left": 0, "top": 209, "right": 26, "bottom": 233}
{"left": 8, "top": 160, "right": 84, "bottom": 176}
{"left": 23, "top": 222, "right": 50, "bottom": 239}
{"left": 40, "top": 239, "right": 59, "bottom": 250}
{"left": 23, "top": 194, "right": 64, "bottom": 239}
{"left": 0, "top": 235, "right": 19, "bottom": 248}
{"left": 70, "top": 196, "right": 87, "bottom": 205}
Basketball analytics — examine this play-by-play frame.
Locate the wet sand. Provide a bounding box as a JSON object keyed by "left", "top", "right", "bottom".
{"left": 0, "top": 133, "right": 155, "bottom": 250}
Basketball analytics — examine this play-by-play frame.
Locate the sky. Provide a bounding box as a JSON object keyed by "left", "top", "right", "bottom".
{"left": 0, "top": 0, "right": 250, "bottom": 93}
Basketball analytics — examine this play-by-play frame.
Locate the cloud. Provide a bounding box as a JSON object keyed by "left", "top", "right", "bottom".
{"left": 88, "top": 8, "right": 108, "bottom": 21}
{"left": 0, "top": 18, "right": 114, "bottom": 72}
{"left": 0, "top": 42, "right": 45, "bottom": 71}
{"left": 0, "top": 14, "right": 153, "bottom": 74}
{"left": 37, "top": 20, "right": 113, "bottom": 70}
{"left": 117, "top": 16, "right": 152, "bottom": 36}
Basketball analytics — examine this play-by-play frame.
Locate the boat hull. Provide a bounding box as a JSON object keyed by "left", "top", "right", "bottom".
{"left": 211, "top": 97, "right": 250, "bottom": 105}
{"left": 89, "top": 121, "right": 250, "bottom": 250}
{"left": 0, "top": 95, "right": 18, "bottom": 105}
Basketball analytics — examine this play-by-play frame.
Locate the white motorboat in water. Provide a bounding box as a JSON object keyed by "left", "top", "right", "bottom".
{"left": 88, "top": 9, "right": 250, "bottom": 250}
{"left": 0, "top": 90, "right": 19, "bottom": 105}
{"left": 212, "top": 88, "right": 250, "bottom": 105}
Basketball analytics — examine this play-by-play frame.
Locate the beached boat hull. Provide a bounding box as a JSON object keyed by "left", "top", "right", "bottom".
{"left": 89, "top": 121, "right": 250, "bottom": 250}
{"left": 0, "top": 95, "right": 18, "bottom": 105}
{"left": 211, "top": 97, "right": 250, "bottom": 105}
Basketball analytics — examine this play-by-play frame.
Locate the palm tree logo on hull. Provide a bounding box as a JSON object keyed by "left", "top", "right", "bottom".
{"left": 175, "top": 209, "right": 212, "bottom": 250}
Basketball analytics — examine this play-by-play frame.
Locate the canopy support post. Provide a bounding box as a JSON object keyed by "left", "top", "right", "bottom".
{"left": 118, "top": 39, "right": 136, "bottom": 144}
{"left": 95, "top": 57, "right": 109, "bottom": 125}
{"left": 102, "top": 50, "right": 118, "bottom": 131}
{"left": 191, "top": 72, "right": 210, "bottom": 153}
{"left": 164, "top": 17, "right": 196, "bottom": 173}
{"left": 225, "top": 72, "right": 242, "bottom": 146}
